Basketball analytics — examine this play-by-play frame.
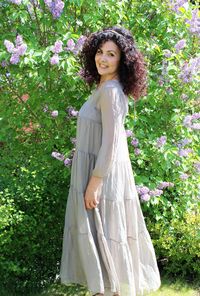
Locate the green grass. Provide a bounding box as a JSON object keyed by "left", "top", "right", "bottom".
{"left": 1, "top": 276, "right": 199, "bottom": 296}
{"left": 33, "top": 276, "right": 200, "bottom": 296}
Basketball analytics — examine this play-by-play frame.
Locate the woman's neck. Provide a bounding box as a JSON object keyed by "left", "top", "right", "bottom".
{"left": 98, "top": 75, "right": 119, "bottom": 87}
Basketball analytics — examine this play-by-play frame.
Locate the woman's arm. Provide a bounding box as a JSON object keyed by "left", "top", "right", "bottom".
{"left": 84, "top": 86, "right": 123, "bottom": 209}
{"left": 91, "top": 85, "right": 123, "bottom": 177}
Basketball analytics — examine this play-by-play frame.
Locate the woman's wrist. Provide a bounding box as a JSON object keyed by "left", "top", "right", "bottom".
{"left": 88, "top": 175, "right": 103, "bottom": 191}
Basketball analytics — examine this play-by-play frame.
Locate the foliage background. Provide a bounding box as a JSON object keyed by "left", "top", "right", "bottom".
{"left": 0, "top": 0, "right": 200, "bottom": 294}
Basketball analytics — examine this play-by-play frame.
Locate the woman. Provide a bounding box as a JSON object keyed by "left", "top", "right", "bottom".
{"left": 60, "top": 26, "right": 161, "bottom": 296}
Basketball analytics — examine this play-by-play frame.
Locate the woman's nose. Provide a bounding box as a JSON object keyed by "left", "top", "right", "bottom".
{"left": 100, "top": 55, "right": 107, "bottom": 63}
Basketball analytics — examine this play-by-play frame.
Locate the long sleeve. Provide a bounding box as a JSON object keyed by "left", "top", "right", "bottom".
{"left": 91, "top": 86, "right": 124, "bottom": 178}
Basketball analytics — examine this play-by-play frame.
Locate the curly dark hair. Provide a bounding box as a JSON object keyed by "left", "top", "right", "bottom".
{"left": 78, "top": 25, "right": 148, "bottom": 101}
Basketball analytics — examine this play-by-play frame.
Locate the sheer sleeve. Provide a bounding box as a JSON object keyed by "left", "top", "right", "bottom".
{"left": 91, "top": 86, "right": 123, "bottom": 178}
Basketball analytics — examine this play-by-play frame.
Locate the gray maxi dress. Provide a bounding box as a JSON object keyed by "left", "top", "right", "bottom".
{"left": 60, "top": 80, "right": 161, "bottom": 296}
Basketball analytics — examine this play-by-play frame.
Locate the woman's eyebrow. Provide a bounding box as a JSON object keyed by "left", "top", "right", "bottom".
{"left": 98, "top": 48, "right": 117, "bottom": 53}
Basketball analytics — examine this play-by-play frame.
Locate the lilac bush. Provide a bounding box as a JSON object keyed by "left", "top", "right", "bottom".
{"left": 0, "top": 0, "right": 200, "bottom": 292}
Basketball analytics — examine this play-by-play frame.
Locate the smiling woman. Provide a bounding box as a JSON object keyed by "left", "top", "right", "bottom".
{"left": 78, "top": 26, "right": 148, "bottom": 101}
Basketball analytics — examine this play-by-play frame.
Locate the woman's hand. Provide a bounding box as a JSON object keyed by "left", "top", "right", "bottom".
{"left": 84, "top": 176, "right": 103, "bottom": 210}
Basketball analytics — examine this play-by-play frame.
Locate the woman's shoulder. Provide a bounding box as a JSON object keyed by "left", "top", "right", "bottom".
{"left": 98, "top": 79, "right": 125, "bottom": 97}
{"left": 95, "top": 79, "right": 128, "bottom": 110}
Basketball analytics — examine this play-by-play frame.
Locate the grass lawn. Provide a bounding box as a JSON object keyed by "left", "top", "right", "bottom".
{"left": 32, "top": 276, "right": 199, "bottom": 296}
{"left": 1, "top": 276, "right": 199, "bottom": 296}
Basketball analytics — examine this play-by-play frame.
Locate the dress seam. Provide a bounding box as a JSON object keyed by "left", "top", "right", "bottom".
{"left": 78, "top": 115, "right": 101, "bottom": 125}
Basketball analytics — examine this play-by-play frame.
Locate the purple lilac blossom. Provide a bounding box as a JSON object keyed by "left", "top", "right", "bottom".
{"left": 194, "top": 162, "right": 200, "bottom": 173}
{"left": 183, "top": 114, "right": 192, "bottom": 127}
{"left": 185, "top": 9, "right": 200, "bottom": 38}
{"left": 4, "top": 40, "right": 15, "bottom": 53}
{"left": 72, "top": 35, "right": 87, "bottom": 55}
{"left": 44, "top": 0, "right": 64, "bottom": 19}
{"left": 66, "top": 106, "right": 78, "bottom": 117}
{"left": 180, "top": 94, "right": 189, "bottom": 101}
{"left": 1, "top": 61, "right": 8, "bottom": 67}
{"left": 183, "top": 113, "right": 200, "bottom": 130}
{"left": 9, "top": 0, "right": 22, "bottom": 4}
{"left": 125, "top": 129, "right": 133, "bottom": 137}
{"left": 51, "top": 151, "right": 65, "bottom": 161}
{"left": 15, "top": 35, "right": 23, "bottom": 46}
{"left": 10, "top": 54, "right": 20, "bottom": 64}
{"left": 157, "top": 182, "right": 174, "bottom": 189}
{"left": 134, "top": 148, "right": 141, "bottom": 155}
{"left": 52, "top": 40, "right": 63, "bottom": 53}
{"left": 131, "top": 138, "right": 139, "bottom": 147}
{"left": 169, "top": 0, "right": 189, "bottom": 14}
{"left": 166, "top": 87, "right": 173, "bottom": 94}
{"left": 161, "top": 60, "right": 168, "bottom": 76}
{"left": 51, "top": 110, "right": 58, "bottom": 117}
{"left": 17, "top": 44, "right": 27, "bottom": 56}
{"left": 177, "top": 138, "right": 192, "bottom": 148}
{"left": 136, "top": 185, "right": 150, "bottom": 195}
{"left": 192, "top": 123, "right": 200, "bottom": 130}
{"left": 174, "top": 39, "right": 186, "bottom": 53}
{"left": 64, "top": 158, "right": 72, "bottom": 166}
{"left": 192, "top": 112, "right": 200, "bottom": 120}
{"left": 180, "top": 173, "right": 189, "bottom": 180}
{"left": 149, "top": 189, "right": 163, "bottom": 197}
{"left": 71, "top": 110, "right": 79, "bottom": 117}
{"left": 140, "top": 194, "right": 151, "bottom": 202}
{"left": 178, "top": 57, "right": 200, "bottom": 83}
{"left": 76, "top": 35, "right": 87, "bottom": 49}
{"left": 50, "top": 54, "right": 59, "bottom": 65}
{"left": 156, "top": 136, "right": 167, "bottom": 148}
{"left": 178, "top": 148, "right": 193, "bottom": 157}
{"left": 65, "top": 39, "right": 75, "bottom": 51}
{"left": 163, "top": 49, "right": 172, "bottom": 58}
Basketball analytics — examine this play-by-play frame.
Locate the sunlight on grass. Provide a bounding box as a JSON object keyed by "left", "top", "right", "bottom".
{"left": 34, "top": 277, "right": 199, "bottom": 296}
{"left": 1, "top": 277, "right": 199, "bottom": 296}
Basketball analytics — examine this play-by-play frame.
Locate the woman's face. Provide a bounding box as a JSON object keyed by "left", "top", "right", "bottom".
{"left": 95, "top": 40, "right": 121, "bottom": 82}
